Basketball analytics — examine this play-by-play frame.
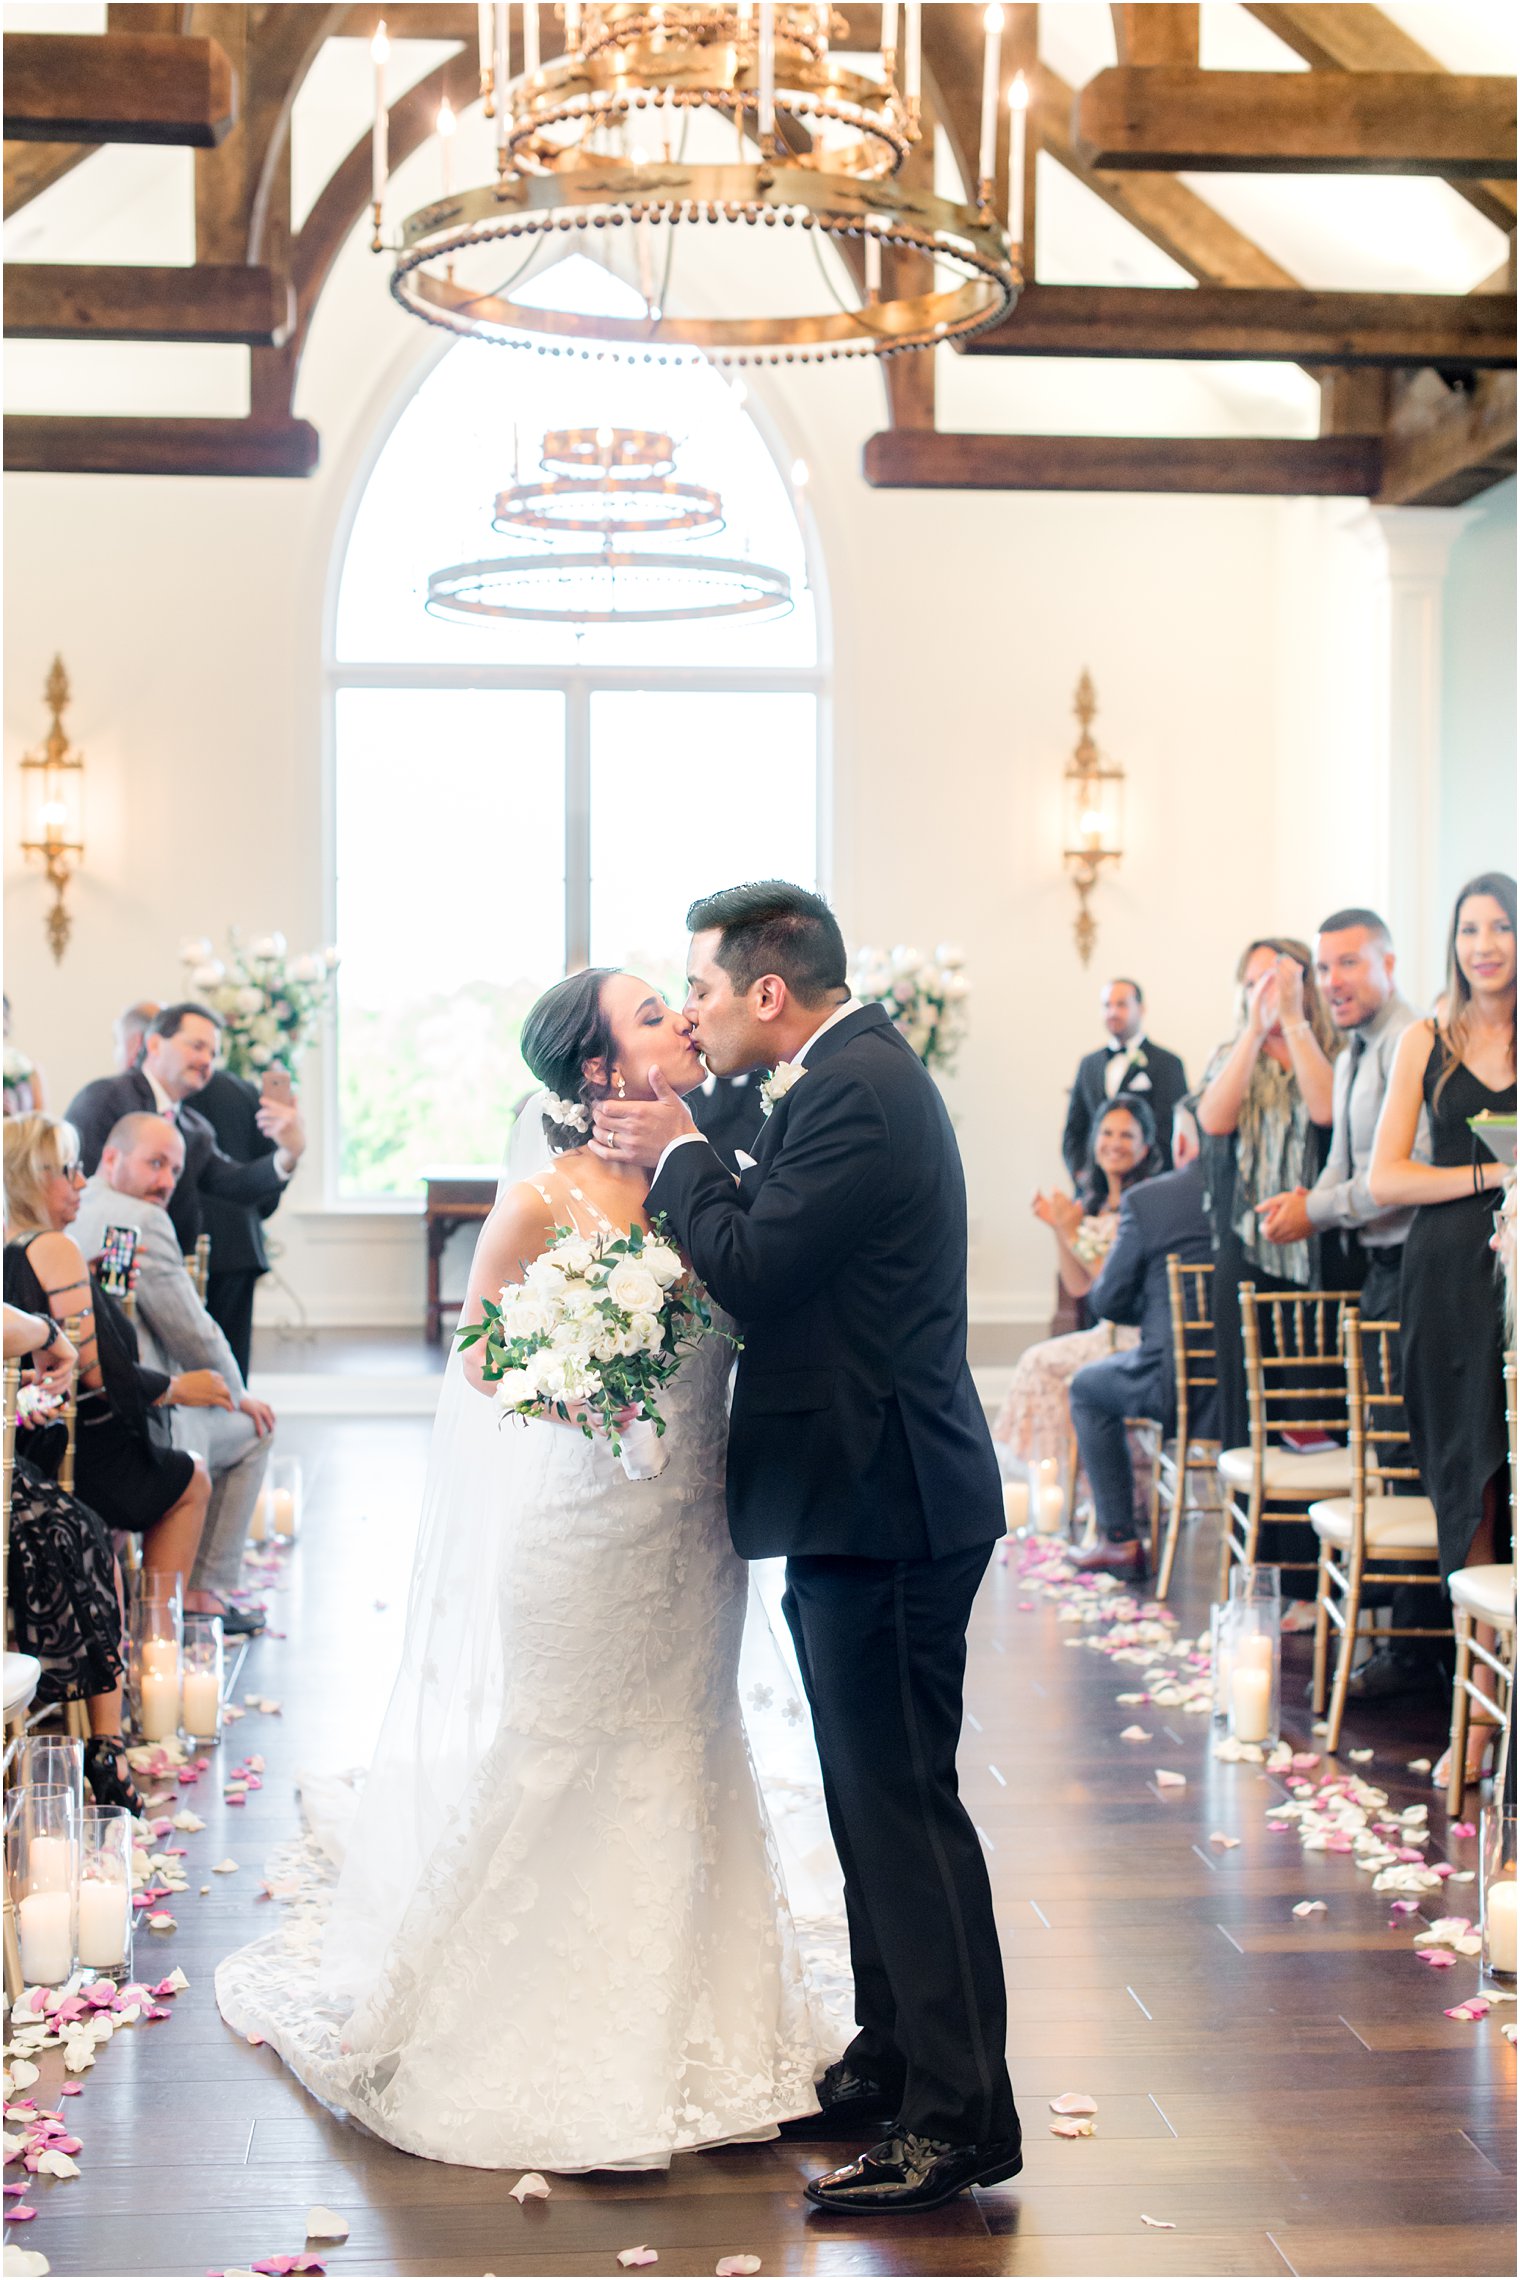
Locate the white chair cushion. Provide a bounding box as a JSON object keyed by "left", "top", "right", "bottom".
{"left": 1219, "top": 1444, "right": 1354, "bottom": 1497}
{"left": 1450, "top": 1562, "right": 1518, "bottom": 1628}
{"left": 1307, "top": 1494, "right": 1441, "bottom": 1551}
{"left": 3, "top": 1651, "right": 42, "bottom": 1720}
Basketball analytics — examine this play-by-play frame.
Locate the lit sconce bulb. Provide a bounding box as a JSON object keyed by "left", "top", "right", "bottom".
{"left": 791, "top": 457, "right": 809, "bottom": 488}
{"left": 371, "top": 18, "right": 389, "bottom": 65}
{"left": 596, "top": 424, "right": 614, "bottom": 448}
{"left": 437, "top": 95, "right": 457, "bottom": 136}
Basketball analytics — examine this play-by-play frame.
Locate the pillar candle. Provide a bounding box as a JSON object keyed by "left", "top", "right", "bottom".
{"left": 478, "top": 0, "right": 495, "bottom": 105}
{"left": 77, "top": 1877, "right": 130, "bottom": 1971}
{"left": 1487, "top": 1880, "right": 1518, "bottom": 1975}
{"left": 864, "top": 227, "right": 882, "bottom": 298}
{"left": 182, "top": 1669, "right": 221, "bottom": 1737}
{"left": 18, "top": 1890, "right": 73, "bottom": 1985}
{"left": 1035, "top": 1484, "right": 1066, "bottom": 1535}
{"left": 272, "top": 1488, "right": 297, "bottom": 1538}
{"left": 523, "top": 0, "right": 540, "bottom": 73}
{"left": 1231, "top": 1665, "right": 1272, "bottom": 1743}
{"left": 141, "top": 1637, "right": 178, "bottom": 1679}
{"left": 1237, "top": 1632, "right": 1274, "bottom": 1673}
{"left": 139, "top": 1666, "right": 181, "bottom": 1742}
{"left": 1007, "top": 71, "right": 1028, "bottom": 246}
{"left": 1002, "top": 1479, "right": 1029, "bottom": 1532}
{"left": 495, "top": 0, "right": 510, "bottom": 150}
{"left": 25, "top": 1834, "right": 72, "bottom": 1893}
{"left": 880, "top": 0, "right": 897, "bottom": 69}
{"left": 437, "top": 95, "right": 456, "bottom": 193}
{"left": 978, "top": 5, "right": 1003, "bottom": 191}
{"left": 903, "top": 1, "right": 921, "bottom": 107}
{"left": 757, "top": 0, "right": 776, "bottom": 147}
{"left": 371, "top": 21, "right": 389, "bottom": 208}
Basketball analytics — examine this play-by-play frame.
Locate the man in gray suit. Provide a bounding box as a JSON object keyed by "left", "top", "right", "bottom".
{"left": 75, "top": 1114, "right": 275, "bottom": 1633}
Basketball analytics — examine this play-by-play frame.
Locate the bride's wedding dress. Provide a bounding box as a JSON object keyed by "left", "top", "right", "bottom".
{"left": 215, "top": 1170, "right": 828, "bottom": 2172}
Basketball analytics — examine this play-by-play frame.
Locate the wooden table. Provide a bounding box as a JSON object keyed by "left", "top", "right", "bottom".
{"left": 421, "top": 1167, "right": 497, "bottom": 1344}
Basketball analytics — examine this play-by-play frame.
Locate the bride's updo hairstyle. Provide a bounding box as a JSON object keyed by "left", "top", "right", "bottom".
{"left": 520, "top": 967, "right": 620, "bottom": 1154}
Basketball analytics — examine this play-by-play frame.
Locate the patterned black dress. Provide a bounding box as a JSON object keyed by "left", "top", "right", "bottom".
{"left": 6, "top": 1453, "right": 124, "bottom": 1707}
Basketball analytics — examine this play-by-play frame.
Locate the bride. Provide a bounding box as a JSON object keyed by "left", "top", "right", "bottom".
{"left": 215, "top": 968, "right": 826, "bottom": 2171}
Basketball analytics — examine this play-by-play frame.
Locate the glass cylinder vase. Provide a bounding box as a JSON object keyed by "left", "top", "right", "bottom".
{"left": 7, "top": 1783, "right": 79, "bottom": 1987}
{"left": 1480, "top": 1802, "right": 1517, "bottom": 1996}
{"left": 128, "top": 1586, "right": 183, "bottom": 1743}
{"left": 77, "top": 1806, "right": 134, "bottom": 1981}
{"left": 181, "top": 1612, "right": 225, "bottom": 1747}
{"left": 1224, "top": 1597, "right": 1281, "bottom": 1750}
{"left": 265, "top": 1452, "right": 302, "bottom": 1542}
{"left": 14, "top": 1734, "right": 85, "bottom": 1823}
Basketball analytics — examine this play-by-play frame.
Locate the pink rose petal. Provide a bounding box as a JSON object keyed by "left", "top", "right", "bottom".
{"left": 1451, "top": 1821, "right": 1477, "bottom": 1840}
{"left": 1389, "top": 1900, "right": 1421, "bottom": 1915}
{"left": 1418, "top": 1949, "right": 1457, "bottom": 1969}
{"left": 59, "top": 2084, "right": 83, "bottom": 2097}
{"left": 1049, "top": 2092, "right": 1098, "bottom": 2116}
{"left": 8, "top": 2206, "right": 36, "bottom": 2221}
{"left": 618, "top": 2253, "right": 660, "bottom": 2270}
{"left": 509, "top": 2173, "right": 550, "bottom": 2203}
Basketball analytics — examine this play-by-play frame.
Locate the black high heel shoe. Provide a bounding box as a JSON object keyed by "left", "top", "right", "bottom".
{"left": 83, "top": 1735, "right": 144, "bottom": 1815}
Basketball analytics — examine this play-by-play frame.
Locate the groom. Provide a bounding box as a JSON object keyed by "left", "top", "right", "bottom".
{"left": 591, "top": 881, "right": 1020, "bottom": 2214}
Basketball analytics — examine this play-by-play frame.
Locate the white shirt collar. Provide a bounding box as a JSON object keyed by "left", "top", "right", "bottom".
{"left": 1108, "top": 1032, "right": 1147, "bottom": 1055}
{"left": 793, "top": 997, "right": 864, "bottom": 1070}
{"left": 143, "top": 1065, "right": 177, "bottom": 1118}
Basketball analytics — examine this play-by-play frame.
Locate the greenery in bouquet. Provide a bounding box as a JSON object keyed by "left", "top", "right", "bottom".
{"left": 457, "top": 1217, "right": 734, "bottom": 1455}
{"left": 850, "top": 942, "right": 970, "bottom": 1074}
{"left": 180, "top": 931, "right": 339, "bottom": 1080}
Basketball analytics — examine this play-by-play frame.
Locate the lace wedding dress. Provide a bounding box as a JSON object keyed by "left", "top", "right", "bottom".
{"left": 215, "top": 1167, "right": 831, "bottom": 2172}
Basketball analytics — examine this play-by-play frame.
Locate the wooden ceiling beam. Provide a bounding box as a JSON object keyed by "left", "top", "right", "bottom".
{"left": 1075, "top": 66, "right": 1516, "bottom": 180}
{"left": 1246, "top": 3, "right": 1516, "bottom": 234}
{"left": 3, "top": 261, "right": 293, "bottom": 345}
{"left": 862, "top": 428, "right": 1380, "bottom": 494}
{"left": 2, "top": 32, "right": 236, "bottom": 148}
{"left": 1110, "top": 5, "right": 1198, "bottom": 67}
{"left": 3, "top": 140, "right": 92, "bottom": 218}
{"left": 3, "top": 415, "right": 320, "bottom": 478}
{"left": 1378, "top": 370, "right": 1517, "bottom": 504}
{"left": 965, "top": 282, "right": 1516, "bottom": 367}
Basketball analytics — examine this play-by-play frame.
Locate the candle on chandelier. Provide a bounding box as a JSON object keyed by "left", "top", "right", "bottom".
{"left": 565, "top": 0, "right": 581, "bottom": 50}
{"left": 757, "top": 0, "right": 776, "bottom": 149}
{"left": 1007, "top": 71, "right": 1029, "bottom": 246}
{"left": 523, "top": 0, "right": 540, "bottom": 73}
{"left": 371, "top": 20, "right": 389, "bottom": 213}
{"left": 903, "top": 1, "right": 922, "bottom": 111}
{"left": 864, "top": 226, "right": 882, "bottom": 298}
{"left": 437, "top": 95, "right": 457, "bottom": 194}
{"left": 979, "top": 5, "right": 1003, "bottom": 197}
{"left": 494, "top": 1, "right": 510, "bottom": 150}
{"left": 478, "top": 0, "right": 494, "bottom": 111}
{"left": 880, "top": 0, "right": 897, "bottom": 82}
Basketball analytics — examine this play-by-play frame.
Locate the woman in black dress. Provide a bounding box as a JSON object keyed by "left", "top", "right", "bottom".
{"left": 1372, "top": 871, "right": 1516, "bottom": 1781}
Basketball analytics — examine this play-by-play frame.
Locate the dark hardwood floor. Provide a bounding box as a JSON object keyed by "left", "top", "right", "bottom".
{"left": 8, "top": 1417, "right": 1514, "bottom": 2279}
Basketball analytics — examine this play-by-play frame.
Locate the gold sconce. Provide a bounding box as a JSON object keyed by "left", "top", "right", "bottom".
{"left": 1062, "top": 668, "right": 1124, "bottom": 966}
{"left": 19, "top": 657, "right": 86, "bottom": 964}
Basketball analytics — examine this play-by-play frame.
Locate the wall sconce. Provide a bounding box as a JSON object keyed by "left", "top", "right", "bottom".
{"left": 19, "top": 656, "right": 86, "bottom": 964}
{"left": 1062, "top": 668, "right": 1124, "bottom": 965}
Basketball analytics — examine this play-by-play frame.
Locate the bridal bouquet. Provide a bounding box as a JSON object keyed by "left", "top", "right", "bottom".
{"left": 850, "top": 942, "right": 970, "bottom": 1075}
{"left": 457, "top": 1218, "right": 729, "bottom": 1480}
{"left": 179, "top": 931, "right": 339, "bottom": 1079}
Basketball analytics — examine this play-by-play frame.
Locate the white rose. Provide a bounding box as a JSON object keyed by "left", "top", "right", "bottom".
{"left": 591, "top": 1327, "right": 622, "bottom": 1366}
{"left": 494, "top": 1368, "right": 537, "bottom": 1411}
{"left": 862, "top": 965, "right": 893, "bottom": 998}
{"left": 941, "top": 973, "right": 970, "bottom": 1000}
{"left": 190, "top": 961, "right": 226, "bottom": 990}
{"left": 616, "top": 1322, "right": 647, "bottom": 1359}
{"left": 248, "top": 936, "right": 279, "bottom": 960}
{"left": 235, "top": 985, "right": 266, "bottom": 1016}
{"left": 629, "top": 1311, "right": 664, "bottom": 1355}
{"left": 323, "top": 945, "right": 340, "bottom": 969}
{"left": 892, "top": 944, "right": 924, "bottom": 976}
{"left": 528, "top": 1352, "right": 567, "bottom": 1400}
{"left": 641, "top": 1241, "right": 682, "bottom": 1289}
{"left": 915, "top": 963, "right": 940, "bottom": 993}
{"left": 936, "top": 942, "right": 966, "bottom": 969}
{"left": 607, "top": 1259, "right": 661, "bottom": 1314}
{"left": 179, "top": 936, "right": 214, "bottom": 966}
{"left": 288, "top": 953, "right": 326, "bottom": 984}
{"left": 524, "top": 1256, "right": 567, "bottom": 1294}
{"left": 552, "top": 1236, "right": 596, "bottom": 1276}
{"left": 501, "top": 1292, "right": 552, "bottom": 1344}
{"left": 248, "top": 1044, "right": 272, "bottom": 1068}
{"left": 560, "top": 1284, "right": 597, "bottom": 1321}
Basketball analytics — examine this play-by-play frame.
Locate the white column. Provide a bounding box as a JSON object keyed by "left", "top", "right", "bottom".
{"left": 1350, "top": 505, "right": 1477, "bottom": 1005}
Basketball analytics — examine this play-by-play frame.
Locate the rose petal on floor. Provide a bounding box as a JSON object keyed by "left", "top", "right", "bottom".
{"left": 1119, "top": 1726, "right": 1152, "bottom": 1741}
{"left": 509, "top": 2174, "right": 550, "bottom": 2203}
{"left": 1154, "top": 1770, "right": 1186, "bottom": 1789}
{"left": 1406, "top": 1759, "right": 1431, "bottom": 1774}
{"left": 1049, "top": 2118, "right": 1096, "bottom": 2138}
{"left": 1292, "top": 1901, "right": 1327, "bottom": 1917}
{"left": 618, "top": 2251, "right": 659, "bottom": 2269}
{"left": 716, "top": 2258, "right": 762, "bottom": 2276}
{"left": 1140, "top": 2215, "right": 1176, "bottom": 2229}
{"left": 303, "top": 2209, "right": 348, "bottom": 2243}
{"left": 1048, "top": 2093, "right": 1098, "bottom": 2115}
{"left": 3, "top": 2247, "right": 50, "bottom": 2275}
{"left": 1450, "top": 1821, "right": 1476, "bottom": 1839}
{"left": 1347, "top": 1749, "right": 1374, "bottom": 1763}
{"left": 1209, "top": 1832, "right": 1242, "bottom": 1849}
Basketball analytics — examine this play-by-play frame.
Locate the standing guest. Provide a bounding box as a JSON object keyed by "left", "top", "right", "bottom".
{"left": 1372, "top": 871, "right": 1517, "bottom": 1781}
{"left": 4, "top": 994, "right": 46, "bottom": 1117}
{"left": 1067, "top": 1098, "right": 1215, "bottom": 1578}
{"left": 1198, "top": 938, "right": 1337, "bottom": 1453}
{"left": 75, "top": 1113, "right": 275, "bottom": 1634}
{"left": 194, "top": 1064, "right": 289, "bottom": 1378}
{"left": 688, "top": 1069, "right": 764, "bottom": 1176}
{"left": 1062, "top": 978, "right": 1188, "bottom": 1182}
{"left": 993, "top": 1097, "right": 1163, "bottom": 1468}
{"left": 65, "top": 1001, "right": 306, "bottom": 1255}
{"left": 113, "top": 999, "right": 161, "bottom": 1074}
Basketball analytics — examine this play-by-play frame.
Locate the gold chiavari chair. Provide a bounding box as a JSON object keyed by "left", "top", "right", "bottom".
{"left": 1218, "top": 1283, "right": 1359, "bottom": 1601}
{"left": 183, "top": 1233, "right": 211, "bottom": 1304}
{"left": 1308, "top": 1312, "right": 1445, "bottom": 1757}
{"left": 1148, "top": 1256, "right": 1224, "bottom": 1603}
{"left": 1444, "top": 1349, "right": 1518, "bottom": 1814}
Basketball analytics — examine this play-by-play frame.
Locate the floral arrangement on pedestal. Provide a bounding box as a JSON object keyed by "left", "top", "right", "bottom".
{"left": 179, "top": 933, "right": 339, "bottom": 1078}
{"left": 850, "top": 943, "right": 970, "bottom": 1075}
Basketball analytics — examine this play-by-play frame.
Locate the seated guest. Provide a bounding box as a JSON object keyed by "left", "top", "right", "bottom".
{"left": 2, "top": 1301, "right": 140, "bottom": 1810}
{"left": 193, "top": 1062, "right": 290, "bottom": 1378}
{"left": 1066, "top": 1099, "right": 1214, "bottom": 1578}
{"left": 688, "top": 1069, "right": 764, "bottom": 1176}
{"left": 1372, "top": 870, "right": 1517, "bottom": 1784}
{"left": 113, "top": 999, "right": 161, "bottom": 1074}
{"left": 1062, "top": 977, "right": 1188, "bottom": 1182}
{"left": 75, "top": 1113, "right": 276, "bottom": 1635}
{"left": 1198, "top": 937, "right": 1337, "bottom": 1452}
{"left": 3, "top": 993, "right": 46, "bottom": 1117}
{"left": 3, "top": 1111, "right": 223, "bottom": 1616}
{"left": 65, "top": 1001, "right": 307, "bottom": 1256}
{"left": 994, "top": 1097, "right": 1163, "bottom": 1468}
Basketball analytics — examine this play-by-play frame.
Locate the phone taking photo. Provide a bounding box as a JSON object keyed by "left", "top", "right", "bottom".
{"left": 97, "top": 1223, "right": 140, "bottom": 1297}
{"left": 260, "top": 1065, "right": 294, "bottom": 1105}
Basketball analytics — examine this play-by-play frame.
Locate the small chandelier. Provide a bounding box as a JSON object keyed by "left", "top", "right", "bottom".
{"left": 1062, "top": 669, "right": 1124, "bottom": 967}
{"left": 370, "top": 4, "right": 1025, "bottom": 365}
{"left": 18, "top": 656, "right": 86, "bottom": 965}
{"left": 427, "top": 423, "right": 794, "bottom": 623}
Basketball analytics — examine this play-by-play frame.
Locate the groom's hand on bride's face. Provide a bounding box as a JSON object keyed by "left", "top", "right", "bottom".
{"left": 589, "top": 1066, "right": 698, "bottom": 1169}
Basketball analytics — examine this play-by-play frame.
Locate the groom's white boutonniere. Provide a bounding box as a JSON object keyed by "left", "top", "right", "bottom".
{"left": 760, "top": 1060, "right": 805, "bottom": 1116}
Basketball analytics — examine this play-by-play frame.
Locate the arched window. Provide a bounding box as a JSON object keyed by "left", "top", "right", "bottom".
{"left": 329, "top": 255, "right": 825, "bottom": 1200}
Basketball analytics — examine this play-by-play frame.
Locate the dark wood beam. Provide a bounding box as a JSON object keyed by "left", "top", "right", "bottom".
{"left": 2, "top": 32, "right": 236, "bottom": 148}
{"left": 4, "top": 262, "right": 292, "bottom": 345}
{"left": 1111, "top": 4, "right": 1198, "bottom": 66}
{"left": 1378, "top": 370, "right": 1517, "bottom": 504}
{"left": 3, "top": 140, "right": 92, "bottom": 217}
{"left": 3, "top": 416, "right": 319, "bottom": 478}
{"left": 862, "top": 428, "right": 1381, "bottom": 495}
{"left": 1075, "top": 66, "right": 1517, "bottom": 179}
{"left": 1246, "top": 3, "right": 1516, "bottom": 233}
{"left": 965, "top": 283, "right": 1516, "bottom": 367}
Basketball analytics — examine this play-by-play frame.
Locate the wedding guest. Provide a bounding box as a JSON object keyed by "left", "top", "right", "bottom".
{"left": 993, "top": 1097, "right": 1163, "bottom": 1469}
{"left": 75, "top": 1112, "right": 275, "bottom": 1634}
{"left": 1, "top": 1302, "right": 138, "bottom": 1809}
{"left": 192, "top": 1062, "right": 292, "bottom": 1376}
{"left": 1372, "top": 871, "right": 1517, "bottom": 1783}
{"left": 1067, "top": 1096, "right": 1215, "bottom": 1577}
{"left": 1061, "top": 978, "right": 1188, "bottom": 1182}
{"left": 4, "top": 994, "right": 46, "bottom": 1117}
{"left": 1198, "top": 937, "right": 1337, "bottom": 1452}
{"left": 65, "top": 1001, "right": 307, "bottom": 1255}
{"left": 113, "top": 999, "right": 161, "bottom": 1074}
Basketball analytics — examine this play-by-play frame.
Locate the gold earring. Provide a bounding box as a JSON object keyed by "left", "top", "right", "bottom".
{"left": 615, "top": 1074, "right": 627, "bottom": 1097}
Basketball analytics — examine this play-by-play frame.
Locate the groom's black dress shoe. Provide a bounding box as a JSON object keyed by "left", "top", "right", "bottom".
{"left": 804, "top": 2130, "right": 1023, "bottom": 2213}
{"left": 777, "top": 2060, "right": 901, "bottom": 2141}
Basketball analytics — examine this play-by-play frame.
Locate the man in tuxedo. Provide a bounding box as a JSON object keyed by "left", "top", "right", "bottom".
{"left": 192, "top": 1066, "right": 287, "bottom": 1379}
{"left": 113, "top": 999, "right": 161, "bottom": 1073}
{"left": 686, "top": 1069, "right": 763, "bottom": 1174}
{"left": 592, "top": 883, "right": 1019, "bottom": 2216}
{"left": 65, "top": 1003, "right": 306, "bottom": 1275}
{"left": 1061, "top": 977, "right": 1188, "bottom": 1182}
{"left": 1067, "top": 1098, "right": 1215, "bottom": 1579}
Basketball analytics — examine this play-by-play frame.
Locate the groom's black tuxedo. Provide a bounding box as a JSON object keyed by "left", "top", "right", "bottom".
{"left": 647, "top": 1002, "right": 1017, "bottom": 2152}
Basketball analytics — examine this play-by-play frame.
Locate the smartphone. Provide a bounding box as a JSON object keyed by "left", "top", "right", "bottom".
{"left": 97, "top": 1223, "right": 140, "bottom": 1297}
{"left": 260, "top": 1065, "right": 295, "bottom": 1105}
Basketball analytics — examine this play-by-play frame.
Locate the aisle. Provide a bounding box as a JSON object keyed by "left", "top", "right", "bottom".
{"left": 7, "top": 1416, "right": 1515, "bottom": 2280}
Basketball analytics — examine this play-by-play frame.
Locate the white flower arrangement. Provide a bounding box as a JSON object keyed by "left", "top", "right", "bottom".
{"left": 759, "top": 1060, "right": 806, "bottom": 1115}
{"left": 178, "top": 931, "right": 339, "bottom": 1079}
{"left": 849, "top": 942, "right": 970, "bottom": 1075}
{"left": 458, "top": 1218, "right": 734, "bottom": 1478}
{"left": 542, "top": 1093, "right": 591, "bottom": 1137}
